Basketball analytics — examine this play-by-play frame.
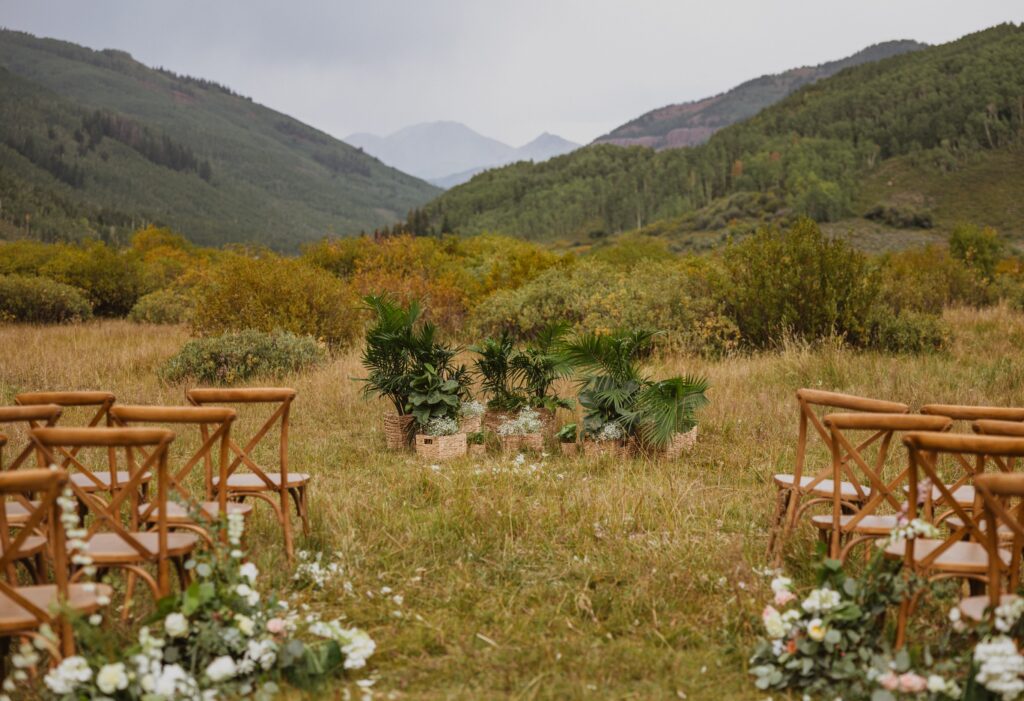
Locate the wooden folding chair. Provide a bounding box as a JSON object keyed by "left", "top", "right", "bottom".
{"left": 0, "top": 468, "right": 111, "bottom": 665}
{"left": 109, "top": 406, "right": 252, "bottom": 533}
{"left": 887, "top": 432, "right": 1024, "bottom": 646}
{"left": 15, "top": 392, "right": 151, "bottom": 499}
{"left": 767, "top": 389, "right": 909, "bottom": 563}
{"left": 812, "top": 413, "right": 952, "bottom": 561}
{"left": 919, "top": 405, "right": 1024, "bottom": 512}
{"left": 30, "top": 427, "right": 198, "bottom": 608}
{"left": 0, "top": 405, "right": 62, "bottom": 526}
{"left": 186, "top": 388, "right": 310, "bottom": 561}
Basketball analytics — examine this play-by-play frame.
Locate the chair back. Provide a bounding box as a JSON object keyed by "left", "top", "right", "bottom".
{"left": 901, "top": 432, "right": 1024, "bottom": 572}
{"left": 974, "top": 472, "right": 1024, "bottom": 607}
{"left": 0, "top": 405, "right": 63, "bottom": 472}
{"left": 110, "top": 405, "right": 236, "bottom": 515}
{"left": 186, "top": 388, "right": 296, "bottom": 489}
{"left": 791, "top": 389, "right": 909, "bottom": 490}
{"left": 30, "top": 427, "right": 177, "bottom": 592}
{"left": 0, "top": 468, "right": 73, "bottom": 654}
{"left": 16, "top": 392, "right": 117, "bottom": 477}
{"left": 822, "top": 413, "right": 952, "bottom": 555}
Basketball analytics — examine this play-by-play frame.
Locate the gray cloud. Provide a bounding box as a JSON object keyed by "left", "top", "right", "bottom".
{"left": 1, "top": 0, "right": 1022, "bottom": 145}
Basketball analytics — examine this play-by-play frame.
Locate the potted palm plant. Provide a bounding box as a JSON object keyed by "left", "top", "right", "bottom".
{"left": 472, "top": 333, "right": 529, "bottom": 431}
{"left": 556, "top": 423, "right": 579, "bottom": 456}
{"left": 406, "top": 325, "right": 471, "bottom": 460}
{"left": 565, "top": 328, "right": 709, "bottom": 459}
{"left": 511, "top": 322, "right": 575, "bottom": 434}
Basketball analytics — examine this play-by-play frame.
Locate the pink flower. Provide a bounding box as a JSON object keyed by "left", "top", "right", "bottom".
{"left": 266, "top": 618, "right": 286, "bottom": 634}
{"left": 899, "top": 672, "right": 928, "bottom": 693}
{"left": 879, "top": 671, "right": 900, "bottom": 691}
{"left": 774, "top": 590, "right": 797, "bottom": 606}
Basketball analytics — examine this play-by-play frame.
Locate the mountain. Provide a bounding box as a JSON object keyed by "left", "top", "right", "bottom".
{"left": 594, "top": 40, "right": 928, "bottom": 150}
{"left": 347, "top": 122, "right": 579, "bottom": 187}
{"left": 422, "top": 24, "right": 1024, "bottom": 245}
{"left": 0, "top": 29, "right": 439, "bottom": 250}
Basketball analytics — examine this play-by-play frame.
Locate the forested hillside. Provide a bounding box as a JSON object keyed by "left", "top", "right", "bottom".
{"left": 594, "top": 40, "right": 925, "bottom": 150}
{"left": 0, "top": 29, "right": 439, "bottom": 250}
{"left": 423, "top": 24, "right": 1024, "bottom": 244}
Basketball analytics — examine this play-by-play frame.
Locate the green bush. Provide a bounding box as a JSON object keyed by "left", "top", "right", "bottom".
{"left": 160, "top": 330, "right": 326, "bottom": 385}
{"left": 191, "top": 253, "right": 360, "bottom": 348}
{"left": 41, "top": 241, "right": 145, "bottom": 316}
{"left": 719, "top": 218, "right": 878, "bottom": 348}
{"left": 878, "top": 245, "right": 993, "bottom": 314}
{"left": 128, "top": 289, "right": 193, "bottom": 324}
{"left": 949, "top": 223, "right": 1005, "bottom": 280}
{"left": 0, "top": 274, "right": 93, "bottom": 323}
{"left": 867, "top": 308, "right": 948, "bottom": 354}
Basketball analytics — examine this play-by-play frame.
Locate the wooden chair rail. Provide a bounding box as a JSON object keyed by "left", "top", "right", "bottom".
{"left": 973, "top": 420, "right": 1024, "bottom": 438}
{"left": 187, "top": 387, "right": 296, "bottom": 404}
{"left": 31, "top": 427, "right": 175, "bottom": 448}
{"left": 921, "top": 404, "right": 1024, "bottom": 422}
{"left": 797, "top": 389, "right": 909, "bottom": 414}
{"left": 111, "top": 405, "right": 236, "bottom": 425}
{"left": 15, "top": 391, "right": 116, "bottom": 407}
{"left": 0, "top": 405, "right": 63, "bottom": 423}
{"left": 903, "top": 431, "right": 1024, "bottom": 456}
{"left": 823, "top": 413, "right": 951, "bottom": 432}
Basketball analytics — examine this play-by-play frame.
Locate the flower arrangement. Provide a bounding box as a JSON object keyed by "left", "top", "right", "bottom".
{"left": 595, "top": 422, "right": 624, "bottom": 442}
{"left": 24, "top": 511, "right": 375, "bottom": 700}
{"left": 459, "top": 400, "right": 485, "bottom": 419}
{"left": 497, "top": 408, "right": 543, "bottom": 437}
{"left": 424, "top": 416, "right": 460, "bottom": 436}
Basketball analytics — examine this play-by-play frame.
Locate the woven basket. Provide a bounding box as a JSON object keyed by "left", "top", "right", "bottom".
{"left": 559, "top": 442, "right": 579, "bottom": 457}
{"left": 500, "top": 432, "right": 544, "bottom": 453}
{"left": 383, "top": 414, "right": 415, "bottom": 451}
{"left": 469, "top": 443, "right": 487, "bottom": 457}
{"left": 583, "top": 440, "right": 626, "bottom": 460}
{"left": 663, "top": 427, "right": 699, "bottom": 460}
{"left": 483, "top": 410, "right": 513, "bottom": 433}
{"left": 461, "top": 415, "right": 483, "bottom": 434}
{"left": 415, "top": 433, "right": 467, "bottom": 461}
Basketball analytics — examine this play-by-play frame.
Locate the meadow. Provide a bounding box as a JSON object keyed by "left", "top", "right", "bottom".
{"left": 2, "top": 306, "right": 1021, "bottom": 699}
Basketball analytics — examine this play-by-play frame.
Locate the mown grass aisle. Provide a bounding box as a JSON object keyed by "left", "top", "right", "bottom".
{"left": 1, "top": 308, "right": 1022, "bottom": 699}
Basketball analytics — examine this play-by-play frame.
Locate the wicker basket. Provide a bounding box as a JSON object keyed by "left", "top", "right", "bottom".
{"left": 461, "top": 415, "right": 483, "bottom": 434}
{"left": 383, "top": 414, "right": 415, "bottom": 451}
{"left": 500, "top": 432, "right": 544, "bottom": 453}
{"left": 469, "top": 443, "right": 487, "bottom": 457}
{"left": 559, "top": 442, "right": 579, "bottom": 457}
{"left": 663, "top": 427, "right": 699, "bottom": 460}
{"left": 583, "top": 440, "right": 626, "bottom": 460}
{"left": 415, "top": 433, "right": 467, "bottom": 461}
{"left": 483, "top": 410, "right": 513, "bottom": 433}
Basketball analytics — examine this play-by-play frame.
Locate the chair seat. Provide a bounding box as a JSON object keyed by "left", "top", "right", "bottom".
{"left": 810, "top": 514, "right": 900, "bottom": 535}
{"left": 1, "top": 534, "right": 47, "bottom": 560}
{"left": 959, "top": 594, "right": 1020, "bottom": 621}
{"left": 138, "top": 501, "right": 253, "bottom": 523}
{"left": 773, "top": 474, "right": 870, "bottom": 500}
{"left": 213, "top": 473, "right": 310, "bottom": 491}
{"left": 933, "top": 484, "right": 974, "bottom": 507}
{"left": 82, "top": 532, "right": 198, "bottom": 564}
{"left": 71, "top": 471, "right": 151, "bottom": 492}
{"left": 0, "top": 583, "right": 113, "bottom": 634}
{"left": 945, "top": 516, "right": 1013, "bottom": 539}
{"left": 883, "top": 538, "right": 1009, "bottom": 574}
{"left": 5, "top": 501, "right": 41, "bottom": 524}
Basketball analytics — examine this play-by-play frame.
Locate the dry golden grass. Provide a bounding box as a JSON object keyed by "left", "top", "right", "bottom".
{"left": 2, "top": 308, "right": 1023, "bottom": 699}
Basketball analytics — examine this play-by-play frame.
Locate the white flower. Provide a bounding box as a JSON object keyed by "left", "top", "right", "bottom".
{"left": 597, "top": 422, "right": 624, "bottom": 441}
{"left": 205, "top": 655, "right": 238, "bottom": 682}
{"left": 239, "top": 562, "right": 259, "bottom": 584}
{"left": 802, "top": 587, "right": 842, "bottom": 614}
{"left": 975, "top": 636, "right": 1024, "bottom": 699}
{"left": 44, "top": 656, "right": 92, "bottom": 694}
{"left": 235, "top": 614, "right": 255, "bottom": 636}
{"left": 498, "top": 409, "right": 543, "bottom": 436}
{"left": 425, "top": 416, "right": 460, "bottom": 436}
{"left": 761, "top": 605, "right": 787, "bottom": 639}
{"left": 246, "top": 638, "right": 277, "bottom": 670}
{"left": 770, "top": 576, "right": 792, "bottom": 594}
{"left": 235, "top": 583, "right": 260, "bottom": 606}
{"left": 96, "top": 662, "right": 129, "bottom": 694}
{"left": 806, "top": 618, "right": 827, "bottom": 642}
{"left": 165, "top": 612, "right": 190, "bottom": 638}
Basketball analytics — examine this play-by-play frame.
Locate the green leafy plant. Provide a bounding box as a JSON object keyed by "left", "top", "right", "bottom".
{"left": 471, "top": 333, "right": 527, "bottom": 411}
{"left": 160, "top": 330, "right": 325, "bottom": 385}
{"left": 467, "top": 431, "right": 486, "bottom": 445}
{"left": 0, "top": 274, "right": 93, "bottom": 323}
{"left": 555, "top": 423, "right": 578, "bottom": 443}
{"left": 359, "top": 294, "right": 428, "bottom": 415}
{"left": 512, "top": 322, "right": 575, "bottom": 411}
{"left": 566, "top": 328, "right": 709, "bottom": 449}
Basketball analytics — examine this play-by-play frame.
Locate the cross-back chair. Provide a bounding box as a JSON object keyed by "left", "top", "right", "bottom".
{"left": 888, "top": 431, "right": 1024, "bottom": 646}
{"left": 186, "top": 388, "right": 309, "bottom": 561}
{"left": 954, "top": 472, "right": 1024, "bottom": 624}
{"left": 30, "top": 427, "right": 198, "bottom": 611}
{"left": 767, "top": 388, "right": 910, "bottom": 563}
{"left": 15, "top": 392, "right": 150, "bottom": 499}
{"left": 109, "top": 405, "right": 251, "bottom": 534}
{"left": 812, "top": 412, "right": 953, "bottom": 561}
{"left": 919, "top": 405, "right": 1024, "bottom": 514}
{"left": 0, "top": 468, "right": 111, "bottom": 668}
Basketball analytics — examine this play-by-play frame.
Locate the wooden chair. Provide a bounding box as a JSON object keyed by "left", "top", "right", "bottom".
{"left": 767, "top": 389, "right": 909, "bottom": 563}
{"left": 109, "top": 405, "right": 253, "bottom": 533}
{"left": 887, "top": 432, "right": 1024, "bottom": 646}
{"left": 0, "top": 468, "right": 111, "bottom": 664}
{"left": 14, "top": 392, "right": 151, "bottom": 498}
{"left": 30, "top": 427, "right": 198, "bottom": 608}
{"left": 919, "top": 405, "right": 1024, "bottom": 513}
{"left": 812, "top": 413, "right": 952, "bottom": 561}
{"left": 186, "top": 388, "right": 310, "bottom": 561}
{"left": 0, "top": 405, "right": 62, "bottom": 527}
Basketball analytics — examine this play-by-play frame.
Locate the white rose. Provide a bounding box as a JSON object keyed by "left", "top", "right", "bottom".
{"left": 205, "top": 655, "right": 238, "bottom": 682}
{"left": 238, "top": 562, "right": 259, "bottom": 583}
{"left": 807, "top": 618, "right": 827, "bottom": 642}
{"left": 96, "top": 662, "right": 129, "bottom": 694}
{"left": 164, "top": 612, "right": 190, "bottom": 638}
{"left": 235, "top": 614, "right": 255, "bottom": 636}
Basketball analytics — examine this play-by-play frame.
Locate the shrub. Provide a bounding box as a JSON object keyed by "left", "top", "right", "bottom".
{"left": 160, "top": 330, "right": 326, "bottom": 385}
{"left": 191, "top": 253, "right": 360, "bottom": 347}
{"left": 128, "top": 288, "right": 193, "bottom": 324}
{"left": 949, "top": 223, "right": 1004, "bottom": 280}
{"left": 719, "top": 218, "right": 878, "bottom": 348}
{"left": 0, "top": 274, "right": 93, "bottom": 323}
{"left": 41, "top": 240, "right": 146, "bottom": 316}
{"left": 867, "top": 308, "right": 948, "bottom": 354}
{"left": 0, "top": 240, "right": 65, "bottom": 275}
{"left": 878, "top": 245, "right": 992, "bottom": 314}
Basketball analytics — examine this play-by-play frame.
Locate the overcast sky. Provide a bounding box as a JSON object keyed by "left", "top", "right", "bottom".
{"left": 1, "top": 1, "right": 1022, "bottom": 146}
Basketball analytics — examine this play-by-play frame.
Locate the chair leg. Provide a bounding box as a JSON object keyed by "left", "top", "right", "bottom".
{"left": 765, "top": 488, "right": 789, "bottom": 559}
{"left": 122, "top": 572, "right": 138, "bottom": 623}
{"left": 290, "top": 486, "right": 311, "bottom": 537}
{"left": 280, "top": 489, "right": 294, "bottom": 564}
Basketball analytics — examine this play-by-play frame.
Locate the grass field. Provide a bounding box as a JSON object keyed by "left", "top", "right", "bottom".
{"left": 2, "top": 308, "right": 1023, "bottom": 699}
